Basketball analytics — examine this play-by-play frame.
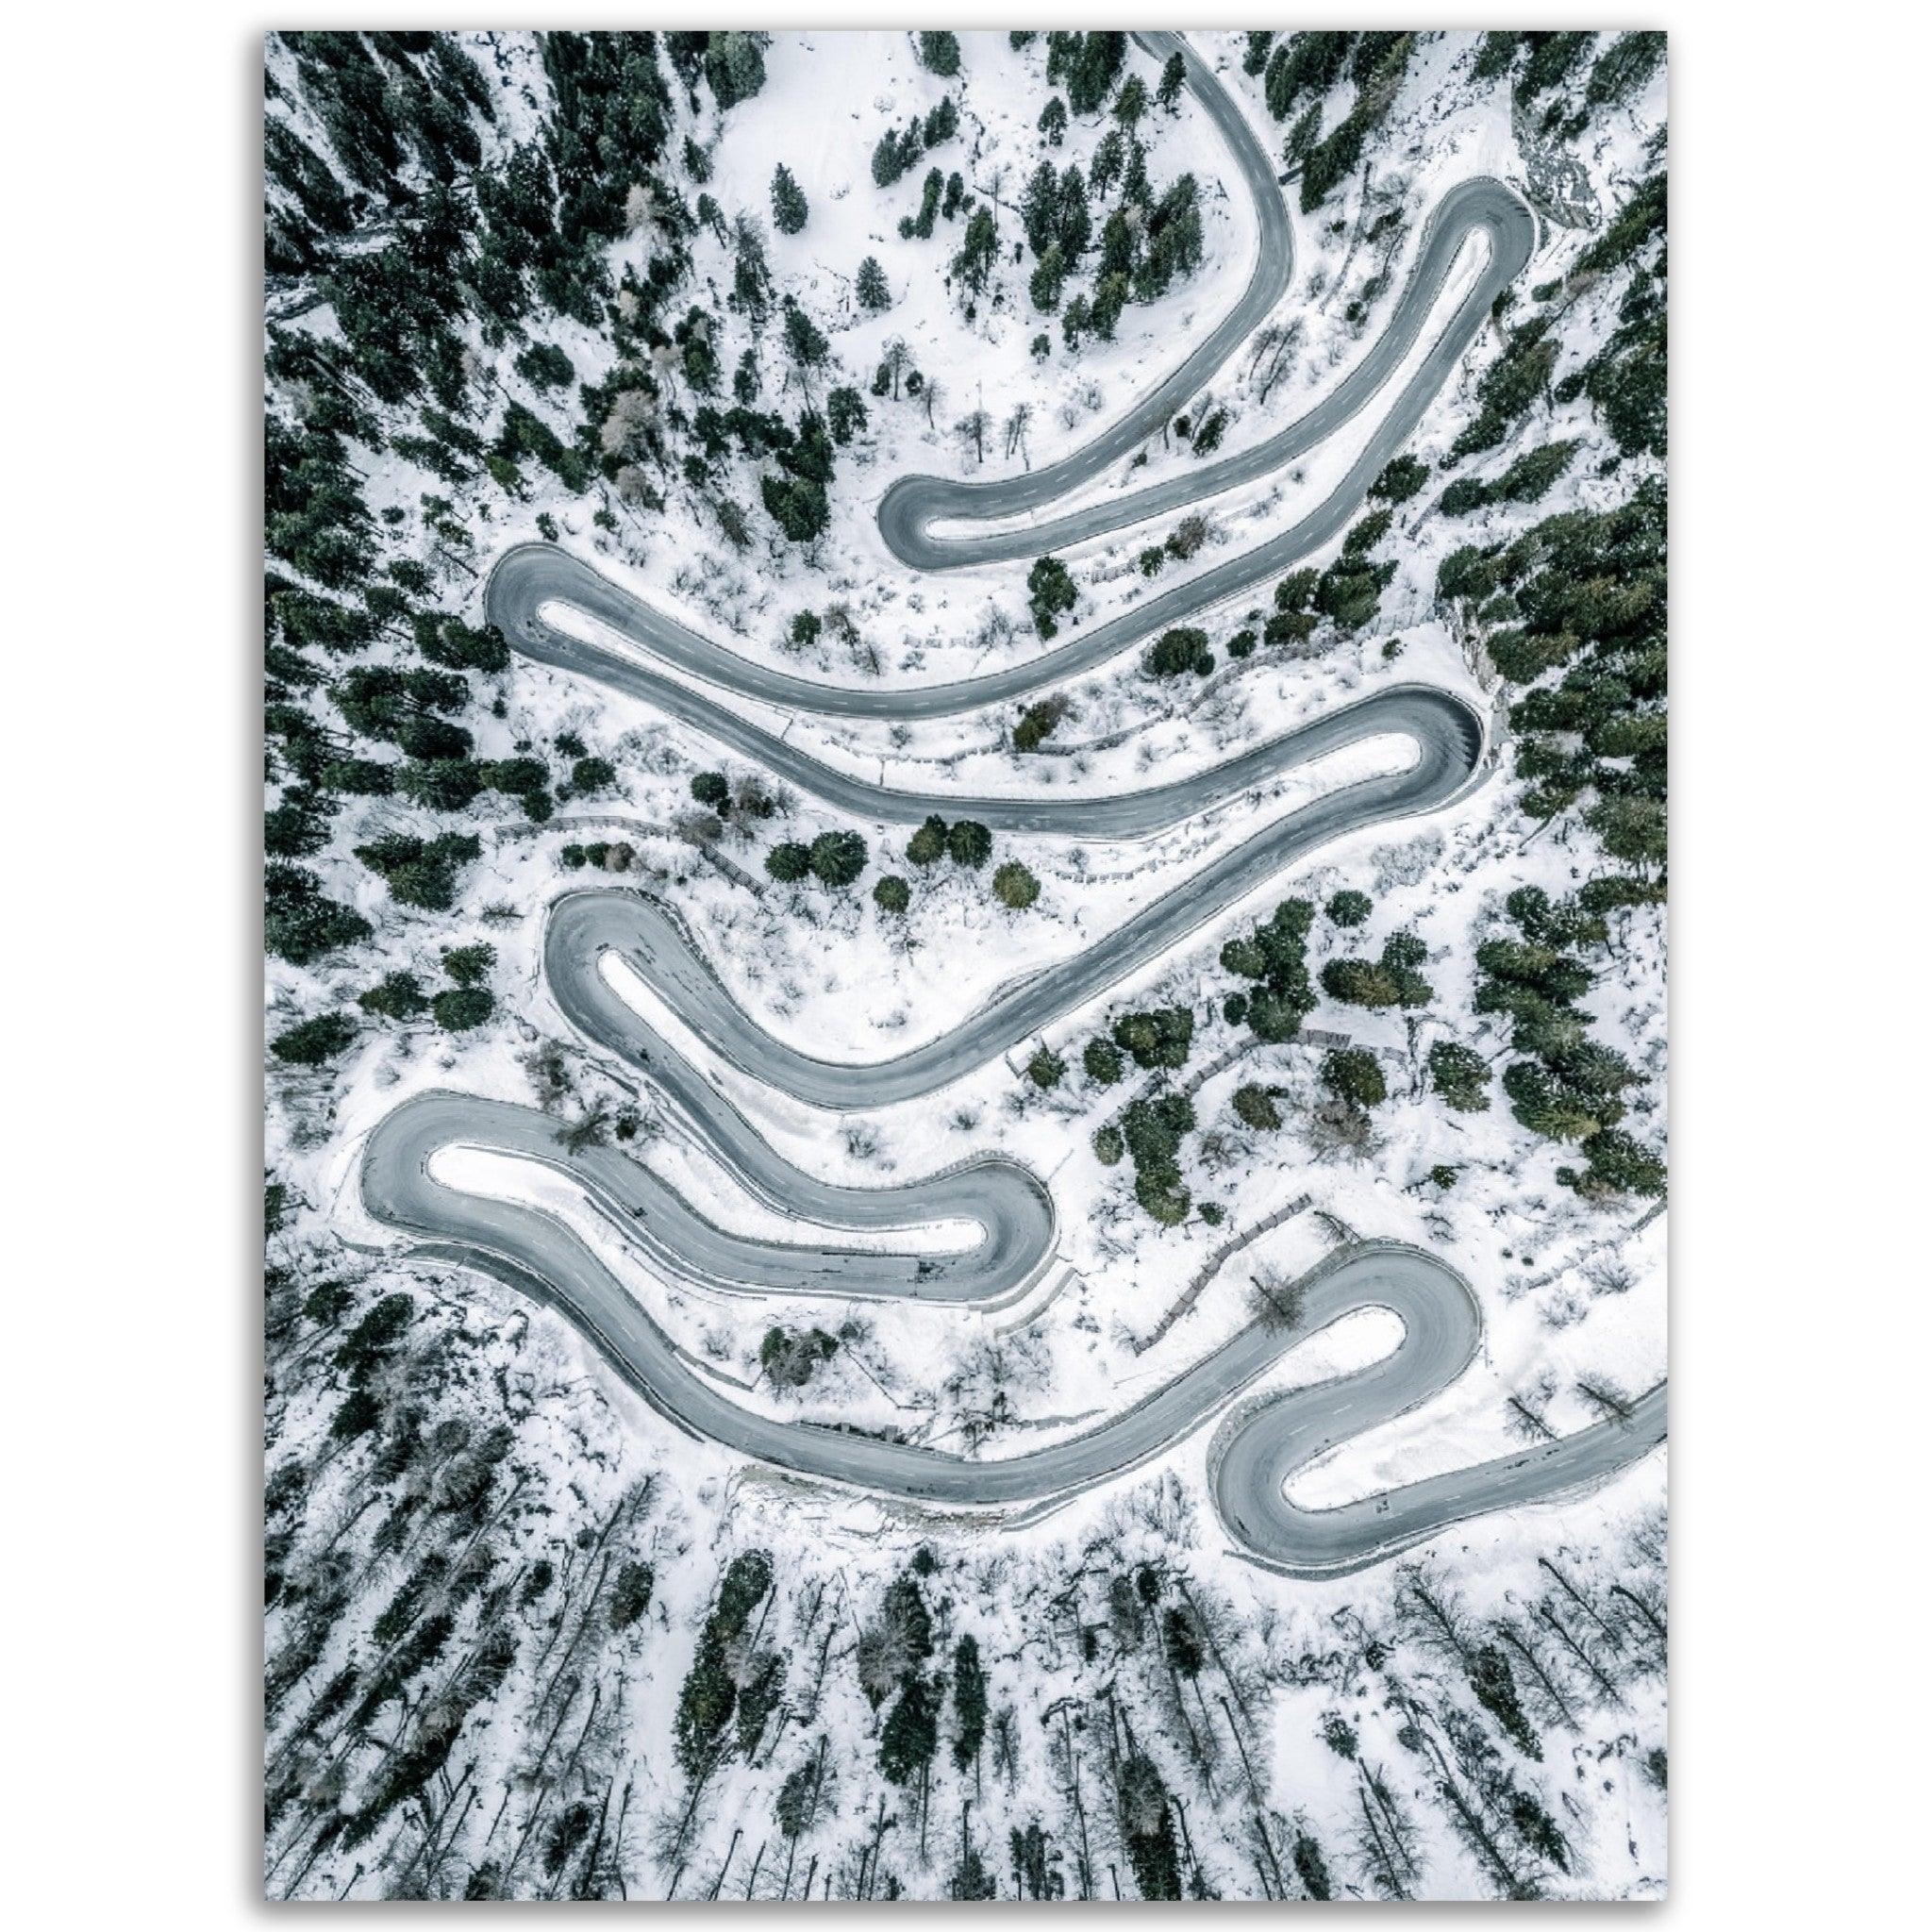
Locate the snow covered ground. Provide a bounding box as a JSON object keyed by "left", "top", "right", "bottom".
{"left": 265, "top": 27, "right": 1668, "bottom": 1902}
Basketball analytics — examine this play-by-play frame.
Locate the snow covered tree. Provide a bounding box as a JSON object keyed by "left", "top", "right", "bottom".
{"left": 271, "top": 1011, "right": 358, "bottom": 1066}
{"left": 808, "top": 828, "right": 868, "bottom": 888}
{"left": 856, "top": 254, "right": 891, "bottom": 310}
{"left": 1026, "top": 555, "right": 1077, "bottom": 638}
{"left": 1029, "top": 243, "right": 1067, "bottom": 312}
{"left": 1156, "top": 50, "right": 1187, "bottom": 111}
{"left": 1322, "top": 1047, "right": 1387, "bottom": 1108}
{"left": 1427, "top": 1040, "right": 1492, "bottom": 1112}
{"left": 947, "top": 820, "right": 993, "bottom": 870}
{"left": 993, "top": 861, "right": 1041, "bottom": 909}
{"left": 952, "top": 206, "right": 998, "bottom": 297}
{"left": 916, "top": 30, "right": 961, "bottom": 76}
{"left": 770, "top": 163, "right": 808, "bottom": 234}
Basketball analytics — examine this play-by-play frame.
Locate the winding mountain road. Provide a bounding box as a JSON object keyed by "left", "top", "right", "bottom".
{"left": 358, "top": 35, "right": 1663, "bottom": 1574}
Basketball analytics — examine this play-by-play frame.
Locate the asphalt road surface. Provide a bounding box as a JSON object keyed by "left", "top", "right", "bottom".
{"left": 360, "top": 37, "right": 1663, "bottom": 1573}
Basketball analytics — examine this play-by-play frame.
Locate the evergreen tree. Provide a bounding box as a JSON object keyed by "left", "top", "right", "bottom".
{"left": 1322, "top": 1047, "right": 1387, "bottom": 1108}
{"left": 808, "top": 828, "right": 868, "bottom": 888}
{"left": 1026, "top": 1046, "right": 1065, "bottom": 1090}
{"left": 432, "top": 986, "right": 495, "bottom": 1031}
{"left": 906, "top": 814, "right": 949, "bottom": 866}
{"left": 947, "top": 820, "right": 993, "bottom": 869}
{"left": 951, "top": 1636, "right": 988, "bottom": 1774}
{"left": 441, "top": 941, "right": 493, "bottom": 987}
{"left": 916, "top": 30, "right": 961, "bottom": 76}
{"left": 765, "top": 841, "right": 811, "bottom": 882}
{"left": 358, "top": 971, "right": 428, "bottom": 1020}
{"left": 1156, "top": 51, "right": 1186, "bottom": 111}
{"left": 993, "top": 861, "right": 1041, "bottom": 909}
{"left": 1029, "top": 243, "right": 1067, "bottom": 312}
{"left": 1427, "top": 1040, "right": 1492, "bottom": 1112}
{"left": 770, "top": 163, "right": 808, "bottom": 235}
{"left": 856, "top": 255, "right": 891, "bottom": 310}
{"left": 1026, "top": 555, "right": 1077, "bottom": 638}
{"left": 1084, "top": 1039, "right": 1124, "bottom": 1085}
{"left": 951, "top": 207, "right": 998, "bottom": 296}
{"left": 271, "top": 1011, "right": 358, "bottom": 1066}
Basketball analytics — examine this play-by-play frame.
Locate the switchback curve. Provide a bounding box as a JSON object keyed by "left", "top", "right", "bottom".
{"left": 357, "top": 35, "right": 1661, "bottom": 1574}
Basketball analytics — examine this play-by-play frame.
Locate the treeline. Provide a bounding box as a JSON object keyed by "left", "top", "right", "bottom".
{"left": 1438, "top": 475, "right": 1667, "bottom": 1198}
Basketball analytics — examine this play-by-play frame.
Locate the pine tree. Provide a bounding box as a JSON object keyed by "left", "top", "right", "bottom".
{"left": 856, "top": 255, "right": 891, "bottom": 310}
{"left": 1156, "top": 51, "right": 1186, "bottom": 111}
{"left": 916, "top": 30, "right": 961, "bottom": 76}
{"left": 770, "top": 162, "right": 808, "bottom": 234}
{"left": 270, "top": 1011, "right": 358, "bottom": 1067}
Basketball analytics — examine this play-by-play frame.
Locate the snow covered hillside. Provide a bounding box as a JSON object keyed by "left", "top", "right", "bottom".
{"left": 264, "top": 28, "right": 1668, "bottom": 1902}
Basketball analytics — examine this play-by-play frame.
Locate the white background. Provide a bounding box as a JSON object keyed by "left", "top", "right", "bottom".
{"left": 3, "top": 1, "right": 1923, "bottom": 1919}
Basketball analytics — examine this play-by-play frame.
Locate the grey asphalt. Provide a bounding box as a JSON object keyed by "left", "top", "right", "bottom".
{"left": 363, "top": 1090, "right": 1055, "bottom": 1307}
{"left": 539, "top": 683, "right": 1475, "bottom": 1108}
{"left": 359, "top": 38, "right": 1663, "bottom": 1573}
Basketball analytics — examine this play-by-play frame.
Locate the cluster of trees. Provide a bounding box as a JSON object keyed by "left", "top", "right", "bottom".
{"left": 1370, "top": 1542, "right": 1669, "bottom": 1899}
{"left": 353, "top": 827, "right": 483, "bottom": 912}
{"left": 1439, "top": 178, "right": 1665, "bottom": 481}
{"left": 1471, "top": 29, "right": 1647, "bottom": 139}
{"left": 1449, "top": 314, "right": 1558, "bottom": 459}
{"left": 907, "top": 812, "right": 991, "bottom": 871}
{"left": 1426, "top": 198, "right": 1666, "bottom": 1200}
{"left": 265, "top": 1232, "right": 683, "bottom": 1898}
{"left": 1251, "top": 32, "right": 1418, "bottom": 211}
{"left": 690, "top": 768, "right": 777, "bottom": 823}
{"left": 1246, "top": 511, "right": 1397, "bottom": 658}
{"left": 1586, "top": 32, "right": 1665, "bottom": 108}
{"left": 1368, "top": 453, "right": 1429, "bottom": 505}
{"left": 1561, "top": 175, "right": 1667, "bottom": 459}
{"left": 991, "top": 35, "right": 1206, "bottom": 343}
{"left": 1074, "top": 1004, "right": 1201, "bottom": 1222}
{"left": 357, "top": 940, "right": 497, "bottom": 1032}
{"left": 1472, "top": 887, "right": 1664, "bottom": 1198}
{"left": 766, "top": 828, "right": 869, "bottom": 889}
{"left": 1321, "top": 928, "right": 1434, "bottom": 1011}
{"left": 1106, "top": 1090, "right": 1199, "bottom": 1225}
{"left": 1218, "top": 898, "right": 1317, "bottom": 1043}
{"left": 870, "top": 89, "right": 960, "bottom": 193}
{"left": 265, "top": 24, "right": 891, "bottom": 1025}
{"left": 274, "top": 927, "right": 499, "bottom": 1065}
{"left": 559, "top": 839, "right": 641, "bottom": 873}
{"left": 1440, "top": 440, "right": 1579, "bottom": 517}
{"left": 1439, "top": 477, "right": 1667, "bottom": 878}
{"left": 1136, "top": 511, "right": 1213, "bottom": 582}
{"left": 666, "top": 30, "right": 771, "bottom": 110}
{"left": 848, "top": 1555, "right": 985, "bottom": 1850}
{"left": 263, "top": 32, "right": 657, "bottom": 989}
{"left": 674, "top": 1550, "right": 777, "bottom": 1777}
